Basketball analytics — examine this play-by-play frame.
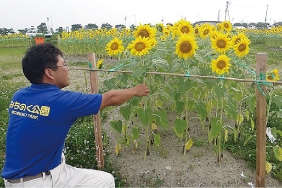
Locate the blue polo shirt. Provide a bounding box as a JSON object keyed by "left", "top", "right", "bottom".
{"left": 1, "top": 84, "right": 102, "bottom": 179}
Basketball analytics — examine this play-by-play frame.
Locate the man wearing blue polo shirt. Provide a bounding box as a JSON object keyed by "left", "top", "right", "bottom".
{"left": 1, "top": 43, "right": 149, "bottom": 187}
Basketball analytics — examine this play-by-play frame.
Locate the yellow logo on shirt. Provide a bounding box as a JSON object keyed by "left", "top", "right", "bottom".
{"left": 9, "top": 101, "right": 50, "bottom": 119}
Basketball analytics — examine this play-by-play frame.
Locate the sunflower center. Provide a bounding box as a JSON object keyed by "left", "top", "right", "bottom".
{"left": 181, "top": 26, "right": 190, "bottom": 34}
{"left": 238, "top": 43, "right": 246, "bottom": 52}
{"left": 135, "top": 42, "right": 146, "bottom": 51}
{"left": 180, "top": 41, "right": 192, "bottom": 53}
{"left": 111, "top": 43, "right": 118, "bottom": 50}
{"left": 267, "top": 75, "right": 273, "bottom": 80}
{"left": 217, "top": 60, "right": 226, "bottom": 69}
{"left": 204, "top": 29, "right": 209, "bottom": 35}
{"left": 224, "top": 23, "right": 229, "bottom": 29}
{"left": 235, "top": 38, "right": 241, "bottom": 44}
{"left": 217, "top": 39, "right": 226, "bottom": 48}
{"left": 138, "top": 29, "right": 149, "bottom": 38}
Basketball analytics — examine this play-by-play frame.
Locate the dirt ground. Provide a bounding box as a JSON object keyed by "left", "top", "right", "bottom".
{"left": 102, "top": 109, "right": 282, "bottom": 187}
{"left": 67, "top": 56, "right": 282, "bottom": 187}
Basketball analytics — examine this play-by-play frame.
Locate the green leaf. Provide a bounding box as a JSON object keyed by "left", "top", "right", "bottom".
{"left": 103, "top": 78, "right": 116, "bottom": 89}
{"left": 110, "top": 120, "right": 122, "bottom": 133}
{"left": 272, "top": 95, "right": 282, "bottom": 108}
{"left": 132, "top": 126, "right": 140, "bottom": 140}
{"left": 243, "top": 135, "right": 253, "bottom": 146}
{"left": 209, "top": 117, "right": 222, "bottom": 140}
{"left": 195, "top": 101, "right": 207, "bottom": 120}
{"left": 132, "top": 66, "right": 146, "bottom": 79}
{"left": 178, "top": 78, "right": 191, "bottom": 95}
{"left": 174, "top": 119, "right": 187, "bottom": 138}
{"left": 135, "top": 107, "right": 152, "bottom": 126}
{"left": 176, "top": 101, "right": 184, "bottom": 114}
{"left": 214, "top": 85, "right": 225, "bottom": 98}
{"left": 155, "top": 110, "right": 169, "bottom": 129}
{"left": 266, "top": 161, "right": 272, "bottom": 174}
{"left": 154, "top": 134, "right": 161, "bottom": 146}
{"left": 120, "top": 73, "right": 128, "bottom": 85}
{"left": 273, "top": 146, "right": 282, "bottom": 161}
{"left": 119, "top": 105, "right": 131, "bottom": 121}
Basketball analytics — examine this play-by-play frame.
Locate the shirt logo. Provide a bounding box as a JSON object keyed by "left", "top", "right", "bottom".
{"left": 9, "top": 101, "right": 50, "bottom": 118}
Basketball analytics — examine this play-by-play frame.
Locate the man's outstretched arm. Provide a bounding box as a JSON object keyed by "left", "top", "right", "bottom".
{"left": 100, "top": 84, "right": 149, "bottom": 109}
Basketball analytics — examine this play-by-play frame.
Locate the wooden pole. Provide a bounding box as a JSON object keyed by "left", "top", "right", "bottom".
{"left": 87, "top": 53, "right": 104, "bottom": 169}
{"left": 70, "top": 67, "right": 282, "bottom": 85}
{"left": 255, "top": 53, "right": 267, "bottom": 187}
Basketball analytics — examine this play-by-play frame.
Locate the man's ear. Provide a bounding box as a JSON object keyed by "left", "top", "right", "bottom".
{"left": 45, "top": 68, "right": 54, "bottom": 79}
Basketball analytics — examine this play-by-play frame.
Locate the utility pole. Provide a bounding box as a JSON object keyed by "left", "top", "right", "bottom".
{"left": 218, "top": 10, "right": 221, "bottom": 21}
{"left": 265, "top": 4, "right": 269, "bottom": 28}
{"left": 225, "top": 1, "right": 231, "bottom": 21}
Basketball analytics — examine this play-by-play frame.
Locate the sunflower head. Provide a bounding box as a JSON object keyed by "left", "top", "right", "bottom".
{"left": 96, "top": 59, "right": 104, "bottom": 69}
{"left": 134, "top": 24, "right": 156, "bottom": 39}
{"left": 211, "top": 32, "right": 232, "bottom": 54}
{"left": 127, "top": 36, "right": 152, "bottom": 56}
{"left": 210, "top": 54, "right": 231, "bottom": 75}
{"left": 221, "top": 20, "right": 232, "bottom": 32}
{"left": 198, "top": 24, "right": 213, "bottom": 39}
{"left": 175, "top": 19, "right": 194, "bottom": 36}
{"left": 105, "top": 37, "right": 125, "bottom": 56}
{"left": 233, "top": 37, "right": 251, "bottom": 58}
{"left": 175, "top": 34, "right": 198, "bottom": 59}
{"left": 266, "top": 69, "right": 280, "bottom": 81}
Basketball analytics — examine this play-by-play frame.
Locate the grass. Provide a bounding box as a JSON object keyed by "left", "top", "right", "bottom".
{"left": 0, "top": 34, "right": 282, "bottom": 186}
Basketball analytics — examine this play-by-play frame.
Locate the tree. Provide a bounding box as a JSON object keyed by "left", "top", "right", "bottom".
{"left": 129, "top": 24, "right": 136, "bottom": 30}
{"left": 55, "top": 27, "right": 64, "bottom": 34}
{"left": 101, "top": 23, "right": 112, "bottom": 30}
{"left": 71, "top": 24, "right": 83, "bottom": 31}
{"left": 37, "top": 22, "right": 48, "bottom": 33}
{"left": 0, "top": 28, "right": 14, "bottom": 35}
{"left": 85, "top": 23, "right": 99, "bottom": 30}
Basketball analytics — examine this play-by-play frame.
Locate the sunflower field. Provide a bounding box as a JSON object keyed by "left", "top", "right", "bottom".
{"left": 55, "top": 19, "right": 282, "bottom": 178}
{"left": 1, "top": 19, "right": 282, "bottom": 181}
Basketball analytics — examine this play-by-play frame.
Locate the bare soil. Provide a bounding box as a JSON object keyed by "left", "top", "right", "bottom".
{"left": 102, "top": 109, "right": 282, "bottom": 187}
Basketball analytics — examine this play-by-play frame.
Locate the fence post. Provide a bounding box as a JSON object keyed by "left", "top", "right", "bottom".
{"left": 255, "top": 53, "right": 267, "bottom": 187}
{"left": 87, "top": 52, "right": 104, "bottom": 169}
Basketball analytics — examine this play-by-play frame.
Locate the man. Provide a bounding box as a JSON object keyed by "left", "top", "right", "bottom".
{"left": 1, "top": 43, "right": 149, "bottom": 187}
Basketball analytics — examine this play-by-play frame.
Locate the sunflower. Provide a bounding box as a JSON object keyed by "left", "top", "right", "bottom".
{"left": 231, "top": 32, "right": 248, "bottom": 45}
{"left": 266, "top": 69, "right": 280, "bottom": 82}
{"left": 134, "top": 24, "right": 156, "bottom": 39}
{"left": 198, "top": 23, "right": 213, "bottom": 39}
{"left": 175, "top": 19, "right": 194, "bottom": 36}
{"left": 211, "top": 32, "right": 232, "bottom": 53}
{"left": 175, "top": 34, "right": 198, "bottom": 59}
{"left": 127, "top": 36, "right": 152, "bottom": 56}
{"left": 96, "top": 59, "right": 104, "bottom": 69}
{"left": 233, "top": 37, "right": 251, "bottom": 58}
{"left": 105, "top": 37, "right": 124, "bottom": 56}
{"left": 221, "top": 20, "right": 232, "bottom": 32}
{"left": 210, "top": 54, "right": 231, "bottom": 75}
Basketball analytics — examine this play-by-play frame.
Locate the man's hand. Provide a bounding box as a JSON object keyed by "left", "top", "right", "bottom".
{"left": 133, "top": 84, "right": 150, "bottom": 97}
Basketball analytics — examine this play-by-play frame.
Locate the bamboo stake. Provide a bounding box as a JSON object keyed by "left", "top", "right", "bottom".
{"left": 70, "top": 67, "right": 282, "bottom": 85}
{"left": 87, "top": 53, "right": 104, "bottom": 169}
{"left": 255, "top": 53, "right": 267, "bottom": 187}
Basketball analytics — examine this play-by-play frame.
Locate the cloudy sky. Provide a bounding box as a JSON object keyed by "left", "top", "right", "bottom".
{"left": 1, "top": 0, "right": 281, "bottom": 31}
